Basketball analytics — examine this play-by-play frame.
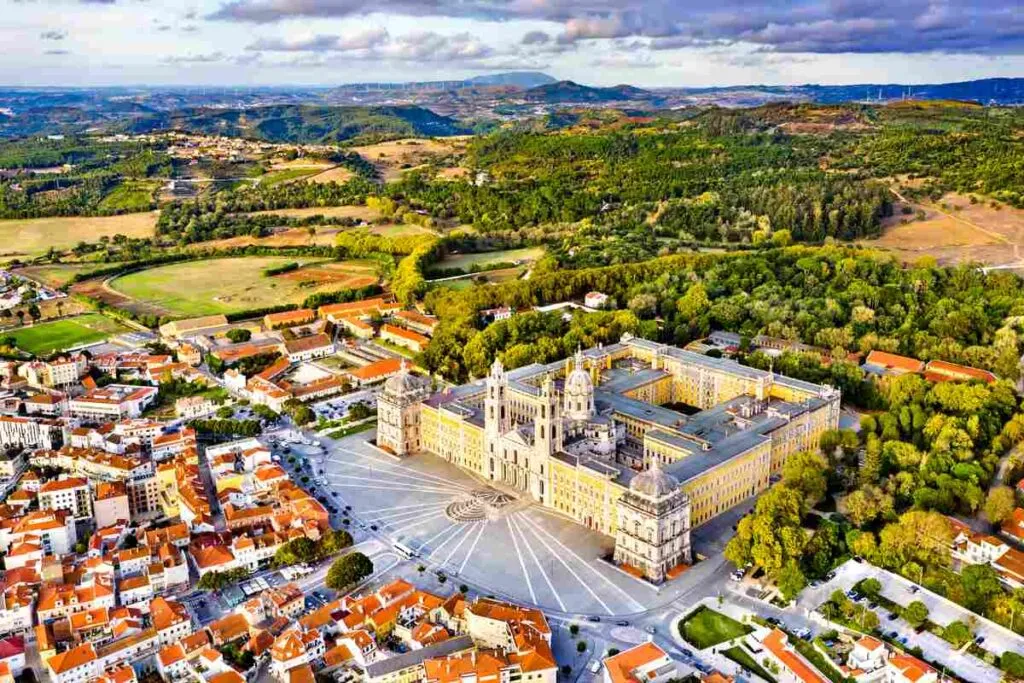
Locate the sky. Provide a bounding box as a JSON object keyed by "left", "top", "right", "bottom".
{"left": 4, "top": 0, "right": 1023, "bottom": 87}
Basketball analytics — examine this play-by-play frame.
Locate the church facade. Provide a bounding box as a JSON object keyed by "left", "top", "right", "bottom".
{"left": 377, "top": 334, "right": 840, "bottom": 583}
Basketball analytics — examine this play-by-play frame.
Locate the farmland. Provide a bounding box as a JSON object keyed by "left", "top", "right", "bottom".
{"left": 0, "top": 212, "right": 158, "bottom": 258}
{"left": 9, "top": 313, "right": 133, "bottom": 355}
{"left": 864, "top": 189, "right": 1024, "bottom": 267}
{"left": 108, "top": 256, "right": 378, "bottom": 316}
{"left": 350, "top": 137, "right": 469, "bottom": 181}
{"left": 434, "top": 247, "right": 545, "bottom": 272}
{"left": 18, "top": 262, "right": 123, "bottom": 288}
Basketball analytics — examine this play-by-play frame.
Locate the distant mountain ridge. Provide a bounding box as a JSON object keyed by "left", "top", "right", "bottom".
{"left": 331, "top": 71, "right": 556, "bottom": 95}
{"left": 670, "top": 77, "right": 1024, "bottom": 105}
{"left": 117, "top": 104, "right": 470, "bottom": 143}
{"left": 523, "top": 80, "right": 658, "bottom": 103}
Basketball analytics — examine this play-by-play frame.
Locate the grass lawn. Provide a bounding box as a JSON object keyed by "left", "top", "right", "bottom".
{"left": 109, "top": 256, "right": 375, "bottom": 317}
{"left": 0, "top": 212, "right": 157, "bottom": 258}
{"left": 722, "top": 646, "right": 777, "bottom": 683}
{"left": 678, "top": 606, "right": 753, "bottom": 649}
{"left": 98, "top": 180, "right": 160, "bottom": 212}
{"left": 10, "top": 313, "right": 131, "bottom": 355}
{"left": 435, "top": 247, "right": 544, "bottom": 271}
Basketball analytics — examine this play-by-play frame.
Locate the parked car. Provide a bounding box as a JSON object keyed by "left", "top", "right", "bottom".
{"left": 586, "top": 616, "right": 601, "bottom": 623}
{"left": 645, "top": 625, "right": 657, "bottom": 634}
{"left": 616, "top": 620, "right": 629, "bottom": 627}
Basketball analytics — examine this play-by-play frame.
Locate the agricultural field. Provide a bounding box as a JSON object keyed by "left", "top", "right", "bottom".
{"left": 9, "top": 313, "right": 132, "bottom": 355}
{"left": 864, "top": 189, "right": 1024, "bottom": 267}
{"left": 350, "top": 137, "right": 469, "bottom": 181}
{"left": 258, "top": 167, "right": 323, "bottom": 187}
{"left": 306, "top": 166, "right": 355, "bottom": 184}
{"left": 0, "top": 212, "right": 158, "bottom": 258}
{"left": 434, "top": 247, "right": 545, "bottom": 271}
{"left": 108, "top": 256, "right": 378, "bottom": 316}
{"left": 97, "top": 180, "right": 161, "bottom": 213}
{"left": 18, "top": 262, "right": 122, "bottom": 288}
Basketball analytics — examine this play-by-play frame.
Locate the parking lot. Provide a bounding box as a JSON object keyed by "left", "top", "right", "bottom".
{"left": 311, "top": 389, "right": 377, "bottom": 422}
{"left": 798, "top": 560, "right": 1011, "bottom": 683}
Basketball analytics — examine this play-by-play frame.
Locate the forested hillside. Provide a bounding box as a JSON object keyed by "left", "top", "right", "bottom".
{"left": 119, "top": 105, "right": 470, "bottom": 143}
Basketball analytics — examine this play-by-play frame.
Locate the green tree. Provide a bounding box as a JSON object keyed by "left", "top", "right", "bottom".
{"left": 781, "top": 451, "right": 829, "bottom": 511}
{"left": 326, "top": 552, "right": 374, "bottom": 590}
{"left": 226, "top": 328, "right": 252, "bottom": 343}
{"left": 777, "top": 560, "right": 807, "bottom": 601}
{"left": 860, "top": 578, "right": 882, "bottom": 599}
{"left": 903, "top": 601, "right": 929, "bottom": 628}
{"left": 984, "top": 485, "right": 1016, "bottom": 525}
{"left": 942, "top": 621, "right": 972, "bottom": 648}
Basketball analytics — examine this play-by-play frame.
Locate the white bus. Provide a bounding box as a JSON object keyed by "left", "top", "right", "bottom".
{"left": 393, "top": 541, "right": 418, "bottom": 559}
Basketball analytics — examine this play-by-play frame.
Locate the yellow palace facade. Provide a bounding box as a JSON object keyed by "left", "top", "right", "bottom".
{"left": 379, "top": 334, "right": 839, "bottom": 578}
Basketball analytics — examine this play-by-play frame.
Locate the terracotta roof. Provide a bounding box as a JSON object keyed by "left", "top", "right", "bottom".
{"left": 763, "top": 630, "right": 827, "bottom": 683}
{"left": 888, "top": 654, "right": 935, "bottom": 683}
{"left": 158, "top": 644, "right": 185, "bottom": 668}
{"left": 208, "top": 672, "right": 246, "bottom": 683}
{"left": 924, "top": 360, "right": 997, "bottom": 383}
{"left": 319, "top": 297, "right": 396, "bottom": 318}
{"left": 39, "top": 477, "right": 88, "bottom": 493}
{"left": 349, "top": 358, "right": 402, "bottom": 382}
{"left": 46, "top": 643, "right": 97, "bottom": 674}
{"left": 209, "top": 613, "right": 250, "bottom": 643}
{"left": 324, "top": 644, "right": 353, "bottom": 668}
{"left": 265, "top": 309, "right": 315, "bottom": 327}
{"left": 284, "top": 333, "right": 333, "bottom": 355}
{"left": 381, "top": 323, "right": 430, "bottom": 347}
{"left": 288, "top": 665, "right": 315, "bottom": 683}
{"left": 856, "top": 636, "right": 884, "bottom": 652}
{"left": 864, "top": 350, "right": 924, "bottom": 374}
{"left": 150, "top": 597, "right": 189, "bottom": 631}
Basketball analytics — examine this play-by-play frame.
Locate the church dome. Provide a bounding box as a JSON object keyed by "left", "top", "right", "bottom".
{"left": 565, "top": 363, "right": 593, "bottom": 396}
{"left": 630, "top": 460, "right": 679, "bottom": 498}
{"left": 384, "top": 360, "right": 427, "bottom": 397}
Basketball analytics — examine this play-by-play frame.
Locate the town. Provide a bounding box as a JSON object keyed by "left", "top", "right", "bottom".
{"left": 0, "top": 281, "right": 1017, "bottom": 683}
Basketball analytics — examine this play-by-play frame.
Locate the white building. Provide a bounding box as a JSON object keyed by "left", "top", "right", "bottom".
{"left": 68, "top": 385, "right": 158, "bottom": 420}
{"left": 0, "top": 416, "right": 62, "bottom": 450}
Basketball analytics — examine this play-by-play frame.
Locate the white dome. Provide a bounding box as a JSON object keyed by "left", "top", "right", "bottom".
{"left": 565, "top": 364, "right": 593, "bottom": 396}
{"left": 631, "top": 460, "right": 680, "bottom": 498}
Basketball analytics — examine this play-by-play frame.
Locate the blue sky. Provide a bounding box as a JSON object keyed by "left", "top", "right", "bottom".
{"left": 6, "top": 0, "right": 1023, "bottom": 86}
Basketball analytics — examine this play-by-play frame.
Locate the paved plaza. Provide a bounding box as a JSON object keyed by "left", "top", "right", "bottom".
{"left": 321, "top": 432, "right": 674, "bottom": 615}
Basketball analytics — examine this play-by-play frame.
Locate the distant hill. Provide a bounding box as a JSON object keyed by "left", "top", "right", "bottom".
{"left": 466, "top": 72, "right": 556, "bottom": 88}
{"left": 523, "top": 80, "right": 656, "bottom": 103}
{"left": 117, "top": 104, "right": 470, "bottom": 143}
{"left": 331, "top": 72, "right": 556, "bottom": 95}
{"left": 673, "top": 77, "right": 1024, "bottom": 106}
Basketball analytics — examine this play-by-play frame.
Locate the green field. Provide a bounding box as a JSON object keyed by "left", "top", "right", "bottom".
{"left": 259, "top": 168, "right": 320, "bottom": 187}
{"left": 435, "top": 247, "right": 545, "bottom": 271}
{"left": 98, "top": 180, "right": 160, "bottom": 212}
{"left": 678, "top": 606, "right": 753, "bottom": 649}
{"left": 9, "top": 313, "right": 131, "bottom": 355}
{"left": 109, "top": 256, "right": 376, "bottom": 317}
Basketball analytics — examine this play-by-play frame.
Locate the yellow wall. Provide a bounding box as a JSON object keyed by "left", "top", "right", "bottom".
{"left": 548, "top": 457, "right": 625, "bottom": 535}
{"left": 421, "top": 405, "right": 485, "bottom": 475}
{"left": 680, "top": 442, "right": 771, "bottom": 525}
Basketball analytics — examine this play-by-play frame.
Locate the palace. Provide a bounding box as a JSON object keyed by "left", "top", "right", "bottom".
{"left": 377, "top": 335, "right": 840, "bottom": 583}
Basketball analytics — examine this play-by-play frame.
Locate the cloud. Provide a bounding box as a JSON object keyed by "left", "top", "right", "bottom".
{"left": 247, "top": 28, "right": 496, "bottom": 64}
{"left": 43, "top": 49, "right": 71, "bottom": 55}
{"left": 247, "top": 27, "right": 390, "bottom": 52}
{"left": 521, "top": 30, "right": 551, "bottom": 46}
{"left": 162, "top": 51, "right": 229, "bottom": 64}
{"left": 40, "top": 29, "right": 67, "bottom": 41}
{"left": 208, "top": 0, "right": 1024, "bottom": 55}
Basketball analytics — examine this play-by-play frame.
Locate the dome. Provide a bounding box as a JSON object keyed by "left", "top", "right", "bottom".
{"left": 384, "top": 360, "right": 427, "bottom": 397}
{"left": 564, "top": 364, "right": 593, "bottom": 396}
{"left": 630, "top": 459, "right": 680, "bottom": 498}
